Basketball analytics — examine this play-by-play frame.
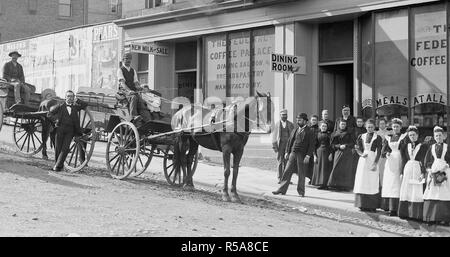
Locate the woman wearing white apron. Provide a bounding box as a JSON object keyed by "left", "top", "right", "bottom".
{"left": 380, "top": 118, "right": 406, "bottom": 216}
{"left": 398, "top": 126, "right": 428, "bottom": 220}
{"left": 423, "top": 126, "right": 450, "bottom": 225}
{"left": 354, "top": 119, "right": 383, "bottom": 212}
{"left": 376, "top": 118, "right": 392, "bottom": 191}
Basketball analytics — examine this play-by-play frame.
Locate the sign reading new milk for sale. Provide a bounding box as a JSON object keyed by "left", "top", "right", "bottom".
{"left": 271, "top": 53, "right": 306, "bottom": 75}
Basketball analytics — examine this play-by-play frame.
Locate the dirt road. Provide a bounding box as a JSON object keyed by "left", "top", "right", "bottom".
{"left": 0, "top": 150, "right": 398, "bottom": 237}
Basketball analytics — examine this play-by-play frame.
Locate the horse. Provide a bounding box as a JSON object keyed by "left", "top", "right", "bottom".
{"left": 172, "top": 92, "right": 273, "bottom": 203}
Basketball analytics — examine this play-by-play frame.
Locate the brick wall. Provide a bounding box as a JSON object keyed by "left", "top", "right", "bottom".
{"left": 0, "top": 0, "right": 121, "bottom": 43}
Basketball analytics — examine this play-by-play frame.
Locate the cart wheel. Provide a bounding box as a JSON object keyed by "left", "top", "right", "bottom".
{"left": 106, "top": 121, "right": 140, "bottom": 179}
{"left": 163, "top": 146, "right": 185, "bottom": 186}
{"left": 64, "top": 108, "right": 97, "bottom": 172}
{"left": 13, "top": 117, "right": 44, "bottom": 156}
{"left": 131, "top": 143, "right": 154, "bottom": 177}
{"left": 0, "top": 103, "right": 3, "bottom": 132}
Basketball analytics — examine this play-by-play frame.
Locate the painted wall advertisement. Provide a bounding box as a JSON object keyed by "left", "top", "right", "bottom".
{"left": 0, "top": 23, "right": 119, "bottom": 97}
{"left": 205, "top": 28, "right": 274, "bottom": 100}
{"left": 91, "top": 23, "right": 120, "bottom": 91}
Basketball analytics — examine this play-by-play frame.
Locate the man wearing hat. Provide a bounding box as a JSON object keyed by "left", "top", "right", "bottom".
{"left": 117, "top": 52, "right": 151, "bottom": 123}
{"left": 273, "top": 113, "right": 315, "bottom": 197}
{"left": 271, "top": 109, "right": 295, "bottom": 183}
{"left": 2, "top": 51, "right": 31, "bottom": 105}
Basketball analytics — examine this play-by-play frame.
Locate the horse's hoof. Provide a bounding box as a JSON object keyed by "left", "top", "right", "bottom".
{"left": 230, "top": 195, "right": 242, "bottom": 203}
{"left": 222, "top": 194, "right": 231, "bottom": 202}
{"left": 42, "top": 155, "right": 48, "bottom": 160}
{"left": 183, "top": 184, "right": 195, "bottom": 191}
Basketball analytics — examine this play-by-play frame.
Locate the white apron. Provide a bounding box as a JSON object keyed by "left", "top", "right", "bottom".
{"left": 381, "top": 134, "right": 406, "bottom": 198}
{"left": 353, "top": 133, "right": 379, "bottom": 195}
{"left": 399, "top": 143, "right": 424, "bottom": 203}
{"left": 423, "top": 144, "right": 450, "bottom": 201}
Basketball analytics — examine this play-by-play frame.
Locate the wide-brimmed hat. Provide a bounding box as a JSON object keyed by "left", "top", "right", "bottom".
{"left": 9, "top": 51, "right": 22, "bottom": 57}
{"left": 296, "top": 113, "right": 308, "bottom": 121}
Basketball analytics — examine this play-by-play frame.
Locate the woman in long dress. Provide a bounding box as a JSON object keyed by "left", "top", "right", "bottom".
{"left": 327, "top": 120, "right": 355, "bottom": 191}
{"left": 353, "top": 119, "right": 383, "bottom": 212}
{"left": 376, "top": 118, "right": 392, "bottom": 191}
{"left": 380, "top": 118, "right": 406, "bottom": 216}
{"left": 312, "top": 122, "right": 333, "bottom": 189}
{"left": 423, "top": 126, "right": 450, "bottom": 225}
{"left": 398, "top": 126, "right": 428, "bottom": 220}
{"left": 351, "top": 117, "right": 367, "bottom": 189}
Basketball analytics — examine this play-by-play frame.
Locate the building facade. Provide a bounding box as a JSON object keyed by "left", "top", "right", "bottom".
{"left": 115, "top": 0, "right": 450, "bottom": 138}
{"left": 0, "top": 0, "right": 121, "bottom": 42}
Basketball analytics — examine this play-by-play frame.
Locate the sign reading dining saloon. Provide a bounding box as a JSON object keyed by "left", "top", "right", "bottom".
{"left": 124, "top": 42, "right": 169, "bottom": 56}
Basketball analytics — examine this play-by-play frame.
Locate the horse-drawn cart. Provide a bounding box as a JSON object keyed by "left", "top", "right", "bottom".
{"left": 0, "top": 80, "right": 97, "bottom": 172}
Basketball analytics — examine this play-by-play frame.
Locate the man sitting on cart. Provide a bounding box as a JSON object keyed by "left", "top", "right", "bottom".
{"left": 2, "top": 51, "right": 31, "bottom": 105}
{"left": 116, "top": 52, "right": 152, "bottom": 125}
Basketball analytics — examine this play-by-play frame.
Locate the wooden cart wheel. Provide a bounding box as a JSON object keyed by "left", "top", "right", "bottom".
{"left": 106, "top": 121, "right": 140, "bottom": 180}
{"left": 13, "top": 117, "right": 44, "bottom": 156}
{"left": 0, "top": 103, "right": 3, "bottom": 132}
{"left": 163, "top": 145, "right": 185, "bottom": 186}
{"left": 130, "top": 143, "right": 154, "bottom": 177}
{"left": 64, "top": 108, "right": 97, "bottom": 172}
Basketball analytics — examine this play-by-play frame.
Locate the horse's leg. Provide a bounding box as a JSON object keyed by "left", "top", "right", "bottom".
{"left": 230, "top": 148, "right": 244, "bottom": 203}
{"left": 184, "top": 137, "right": 198, "bottom": 188}
{"left": 222, "top": 147, "right": 232, "bottom": 202}
{"left": 41, "top": 120, "right": 49, "bottom": 160}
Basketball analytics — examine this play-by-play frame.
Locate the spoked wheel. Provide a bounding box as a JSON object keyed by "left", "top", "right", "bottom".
{"left": 163, "top": 145, "right": 185, "bottom": 186}
{"left": 13, "top": 117, "right": 44, "bottom": 156}
{"left": 130, "top": 142, "right": 154, "bottom": 177}
{"left": 64, "top": 108, "right": 97, "bottom": 172}
{"left": 106, "top": 122, "right": 140, "bottom": 180}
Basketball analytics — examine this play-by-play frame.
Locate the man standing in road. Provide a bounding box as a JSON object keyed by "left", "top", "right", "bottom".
{"left": 48, "top": 90, "right": 87, "bottom": 172}
{"left": 2, "top": 51, "right": 31, "bottom": 105}
{"left": 272, "top": 113, "right": 315, "bottom": 197}
{"left": 320, "top": 109, "right": 334, "bottom": 134}
{"left": 271, "top": 109, "right": 295, "bottom": 183}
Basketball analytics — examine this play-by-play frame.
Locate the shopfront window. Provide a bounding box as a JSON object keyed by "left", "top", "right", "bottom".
{"left": 374, "top": 9, "right": 409, "bottom": 126}
{"left": 204, "top": 27, "right": 275, "bottom": 102}
{"left": 361, "top": 14, "right": 374, "bottom": 121}
{"left": 410, "top": 3, "right": 447, "bottom": 131}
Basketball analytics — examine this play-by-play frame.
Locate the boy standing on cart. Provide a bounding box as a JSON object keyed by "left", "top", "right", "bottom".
{"left": 2, "top": 51, "right": 31, "bottom": 105}
{"left": 116, "top": 52, "right": 152, "bottom": 125}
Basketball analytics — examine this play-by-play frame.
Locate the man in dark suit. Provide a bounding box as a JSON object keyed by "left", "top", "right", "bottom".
{"left": 334, "top": 105, "right": 357, "bottom": 134}
{"left": 48, "top": 90, "right": 87, "bottom": 171}
{"left": 272, "top": 113, "right": 315, "bottom": 197}
{"left": 2, "top": 51, "right": 31, "bottom": 105}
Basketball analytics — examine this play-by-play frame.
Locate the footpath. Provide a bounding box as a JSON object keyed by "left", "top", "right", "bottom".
{"left": 0, "top": 126, "right": 449, "bottom": 236}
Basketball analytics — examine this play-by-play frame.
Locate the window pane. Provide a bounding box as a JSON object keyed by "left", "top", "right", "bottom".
{"left": 59, "top": 5, "right": 71, "bottom": 16}
{"left": 411, "top": 3, "right": 447, "bottom": 131}
{"left": 205, "top": 34, "right": 226, "bottom": 99}
{"left": 319, "top": 21, "right": 354, "bottom": 62}
{"left": 253, "top": 27, "right": 275, "bottom": 96}
{"left": 138, "top": 53, "right": 148, "bottom": 71}
{"left": 374, "top": 9, "right": 409, "bottom": 126}
{"left": 361, "top": 14, "right": 373, "bottom": 121}
{"left": 229, "top": 31, "right": 250, "bottom": 97}
{"left": 175, "top": 41, "right": 196, "bottom": 70}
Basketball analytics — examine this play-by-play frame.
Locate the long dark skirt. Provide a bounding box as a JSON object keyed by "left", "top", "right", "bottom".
{"left": 327, "top": 148, "right": 353, "bottom": 190}
{"left": 380, "top": 197, "right": 399, "bottom": 213}
{"left": 355, "top": 193, "right": 381, "bottom": 209}
{"left": 350, "top": 151, "right": 359, "bottom": 189}
{"left": 311, "top": 146, "right": 331, "bottom": 186}
{"left": 423, "top": 200, "right": 450, "bottom": 223}
{"left": 398, "top": 201, "right": 423, "bottom": 220}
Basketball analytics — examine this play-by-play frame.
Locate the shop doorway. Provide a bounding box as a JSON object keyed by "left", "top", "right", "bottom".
{"left": 320, "top": 64, "right": 353, "bottom": 121}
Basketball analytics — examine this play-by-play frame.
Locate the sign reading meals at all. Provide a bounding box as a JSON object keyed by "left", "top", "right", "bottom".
{"left": 125, "top": 42, "right": 169, "bottom": 56}
{"left": 271, "top": 53, "right": 306, "bottom": 75}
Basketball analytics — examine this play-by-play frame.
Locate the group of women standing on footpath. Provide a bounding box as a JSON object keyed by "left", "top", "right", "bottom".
{"left": 308, "top": 105, "right": 450, "bottom": 226}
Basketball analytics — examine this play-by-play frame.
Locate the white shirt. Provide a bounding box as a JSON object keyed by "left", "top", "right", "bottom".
{"left": 281, "top": 120, "right": 287, "bottom": 129}
{"left": 117, "top": 64, "right": 139, "bottom": 85}
{"left": 66, "top": 105, "right": 72, "bottom": 115}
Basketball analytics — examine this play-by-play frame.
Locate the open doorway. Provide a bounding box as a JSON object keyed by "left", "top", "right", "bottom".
{"left": 320, "top": 64, "right": 353, "bottom": 121}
